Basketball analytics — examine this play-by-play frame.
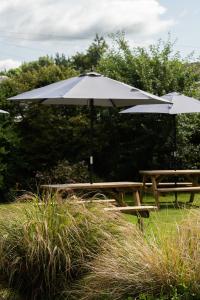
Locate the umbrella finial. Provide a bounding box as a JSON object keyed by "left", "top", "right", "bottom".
{"left": 79, "top": 72, "right": 102, "bottom": 77}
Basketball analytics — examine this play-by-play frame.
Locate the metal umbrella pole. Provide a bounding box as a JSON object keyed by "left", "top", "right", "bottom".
{"left": 173, "top": 114, "right": 178, "bottom": 206}
{"left": 89, "top": 99, "right": 94, "bottom": 184}
{"left": 173, "top": 114, "right": 177, "bottom": 170}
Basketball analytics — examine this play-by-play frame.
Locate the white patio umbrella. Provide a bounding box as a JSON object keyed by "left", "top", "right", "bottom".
{"left": 120, "top": 92, "right": 200, "bottom": 168}
{"left": 8, "top": 72, "right": 169, "bottom": 182}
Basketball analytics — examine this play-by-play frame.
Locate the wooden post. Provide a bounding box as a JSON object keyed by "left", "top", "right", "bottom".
{"left": 189, "top": 176, "right": 198, "bottom": 203}
{"left": 137, "top": 216, "right": 144, "bottom": 232}
{"left": 133, "top": 190, "right": 141, "bottom": 206}
{"left": 151, "top": 176, "right": 160, "bottom": 208}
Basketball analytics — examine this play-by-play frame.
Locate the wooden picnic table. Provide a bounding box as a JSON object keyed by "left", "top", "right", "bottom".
{"left": 41, "top": 182, "right": 143, "bottom": 206}
{"left": 140, "top": 170, "right": 200, "bottom": 207}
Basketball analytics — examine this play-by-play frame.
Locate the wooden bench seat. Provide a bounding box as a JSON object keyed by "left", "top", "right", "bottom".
{"left": 156, "top": 187, "right": 200, "bottom": 193}
{"left": 74, "top": 199, "right": 116, "bottom": 204}
{"left": 104, "top": 205, "right": 157, "bottom": 214}
{"left": 104, "top": 205, "right": 157, "bottom": 230}
{"left": 145, "top": 182, "right": 192, "bottom": 187}
{"left": 156, "top": 186, "right": 200, "bottom": 205}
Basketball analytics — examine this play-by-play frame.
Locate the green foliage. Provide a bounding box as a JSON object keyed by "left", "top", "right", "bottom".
{"left": 0, "top": 118, "right": 20, "bottom": 198}
{"left": 71, "top": 34, "right": 108, "bottom": 72}
{"left": 0, "top": 57, "right": 81, "bottom": 198}
{"left": 178, "top": 114, "right": 200, "bottom": 169}
{"left": 0, "top": 34, "right": 199, "bottom": 199}
{"left": 98, "top": 34, "right": 199, "bottom": 96}
{"left": 36, "top": 160, "right": 90, "bottom": 184}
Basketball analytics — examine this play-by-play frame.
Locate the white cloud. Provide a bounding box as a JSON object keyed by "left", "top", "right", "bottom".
{"left": 179, "top": 9, "right": 188, "bottom": 18}
{"left": 0, "top": 59, "right": 21, "bottom": 71}
{"left": 0, "top": 0, "right": 174, "bottom": 41}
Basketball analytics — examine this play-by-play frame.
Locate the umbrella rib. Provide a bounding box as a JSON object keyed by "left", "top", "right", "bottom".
{"left": 39, "top": 99, "right": 48, "bottom": 104}
{"left": 109, "top": 99, "right": 116, "bottom": 107}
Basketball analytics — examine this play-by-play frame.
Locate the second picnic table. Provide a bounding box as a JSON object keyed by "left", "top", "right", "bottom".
{"left": 140, "top": 169, "right": 200, "bottom": 207}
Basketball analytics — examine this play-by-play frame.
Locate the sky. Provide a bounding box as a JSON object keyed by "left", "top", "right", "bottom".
{"left": 0, "top": 0, "right": 199, "bottom": 71}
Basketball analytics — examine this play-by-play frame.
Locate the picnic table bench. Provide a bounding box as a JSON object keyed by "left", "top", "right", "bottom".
{"left": 145, "top": 182, "right": 192, "bottom": 187}
{"left": 157, "top": 186, "right": 200, "bottom": 193}
{"left": 73, "top": 200, "right": 157, "bottom": 231}
{"left": 104, "top": 205, "right": 157, "bottom": 230}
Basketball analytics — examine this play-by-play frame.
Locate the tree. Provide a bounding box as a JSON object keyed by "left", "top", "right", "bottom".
{"left": 71, "top": 34, "right": 108, "bottom": 72}
{"left": 98, "top": 34, "right": 199, "bottom": 96}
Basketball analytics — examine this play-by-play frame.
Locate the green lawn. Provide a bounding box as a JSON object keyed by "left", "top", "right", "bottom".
{"left": 0, "top": 202, "right": 27, "bottom": 221}
{"left": 125, "top": 192, "right": 200, "bottom": 234}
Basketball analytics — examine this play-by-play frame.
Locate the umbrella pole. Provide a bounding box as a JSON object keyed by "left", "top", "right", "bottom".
{"left": 173, "top": 114, "right": 178, "bottom": 206}
{"left": 89, "top": 99, "right": 94, "bottom": 184}
{"left": 173, "top": 115, "right": 177, "bottom": 170}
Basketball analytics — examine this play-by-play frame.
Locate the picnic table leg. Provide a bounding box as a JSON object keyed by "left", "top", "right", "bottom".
{"left": 189, "top": 176, "right": 198, "bottom": 203}
{"left": 137, "top": 211, "right": 149, "bottom": 231}
{"left": 189, "top": 192, "right": 195, "bottom": 203}
{"left": 137, "top": 216, "right": 144, "bottom": 232}
{"left": 133, "top": 190, "right": 141, "bottom": 206}
{"left": 111, "top": 189, "right": 126, "bottom": 206}
{"left": 140, "top": 175, "right": 146, "bottom": 203}
{"left": 174, "top": 192, "right": 179, "bottom": 208}
{"left": 152, "top": 176, "right": 160, "bottom": 208}
{"left": 119, "top": 191, "right": 125, "bottom": 206}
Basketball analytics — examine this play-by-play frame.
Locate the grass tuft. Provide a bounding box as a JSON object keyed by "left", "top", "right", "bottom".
{"left": 0, "top": 194, "right": 131, "bottom": 300}
{"left": 77, "top": 209, "right": 200, "bottom": 300}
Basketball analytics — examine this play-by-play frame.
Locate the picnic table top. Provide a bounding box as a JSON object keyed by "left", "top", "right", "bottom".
{"left": 41, "top": 181, "right": 143, "bottom": 190}
{"left": 139, "top": 170, "right": 200, "bottom": 176}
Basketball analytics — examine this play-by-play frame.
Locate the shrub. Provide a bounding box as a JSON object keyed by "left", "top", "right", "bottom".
{"left": 35, "top": 160, "right": 90, "bottom": 184}
{"left": 0, "top": 195, "right": 131, "bottom": 300}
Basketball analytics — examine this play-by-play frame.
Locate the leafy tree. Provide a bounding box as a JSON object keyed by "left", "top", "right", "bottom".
{"left": 71, "top": 34, "right": 108, "bottom": 72}
{"left": 98, "top": 34, "right": 199, "bottom": 95}
{"left": 0, "top": 59, "right": 83, "bottom": 197}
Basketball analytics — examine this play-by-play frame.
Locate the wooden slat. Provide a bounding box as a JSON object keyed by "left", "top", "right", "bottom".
{"left": 145, "top": 182, "right": 192, "bottom": 187}
{"left": 140, "top": 170, "right": 200, "bottom": 176}
{"left": 39, "top": 199, "right": 116, "bottom": 206}
{"left": 157, "top": 187, "right": 200, "bottom": 192}
{"left": 41, "top": 182, "right": 143, "bottom": 190}
{"left": 74, "top": 199, "right": 116, "bottom": 204}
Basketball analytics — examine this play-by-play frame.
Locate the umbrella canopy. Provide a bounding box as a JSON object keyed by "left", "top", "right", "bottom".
{"left": 8, "top": 72, "right": 169, "bottom": 183}
{"left": 9, "top": 72, "right": 169, "bottom": 106}
{"left": 120, "top": 92, "right": 200, "bottom": 114}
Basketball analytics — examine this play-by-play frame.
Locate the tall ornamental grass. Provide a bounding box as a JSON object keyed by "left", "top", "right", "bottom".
{"left": 0, "top": 195, "right": 131, "bottom": 300}
{"left": 77, "top": 209, "right": 200, "bottom": 300}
